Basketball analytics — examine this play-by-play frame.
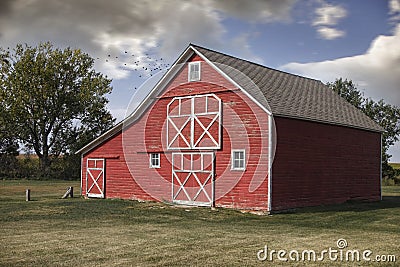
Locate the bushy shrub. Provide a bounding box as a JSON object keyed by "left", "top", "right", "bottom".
{"left": 382, "top": 178, "right": 396, "bottom": 186}
{"left": 0, "top": 154, "right": 19, "bottom": 178}
{"left": 16, "top": 155, "right": 40, "bottom": 179}
{"left": 1, "top": 154, "right": 80, "bottom": 180}
{"left": 48, "top": 154, "right": 80, "bottom": 180}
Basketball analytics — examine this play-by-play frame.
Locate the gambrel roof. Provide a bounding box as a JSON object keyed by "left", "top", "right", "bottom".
{"left": 77, "top": 44, "right": 383, "bottom": 155}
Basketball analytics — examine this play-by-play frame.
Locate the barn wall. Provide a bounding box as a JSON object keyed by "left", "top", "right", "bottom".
{"left": 271, "top": 117, "right": 381, "bottom": 211}
{"left": 81, "top": 131, "right": 156, "bottom": 200}
{"left": 82, "top": 54, "right": 271, "bottom": 210}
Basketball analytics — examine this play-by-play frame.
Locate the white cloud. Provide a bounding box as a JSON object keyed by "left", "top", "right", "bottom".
{"left": 389, "top": 0, "right": 400, "bottom": 22}
{"left": 282, "top": 24, "right": 400, "bottom": 107}
{"left": 312, "top": 3, "right": 347, "bottom": 26}
{"left": 0, "top": 0, "right": 299, "bottom": 134}
{"left": 389, "top": 0, "right": 400, "bottom": 14}
{"left": 212, "top": 0, "right": 297, "bottom": 22}
{"left": 316, "top": 26, "right": 345, "bottom": 40}
{"left": 0, "top": 0, "right": 224, "bottom": 79}
{"left": 0, "top": 0, "right": 296, "bottom": 80}
{"left": 312, "top": 1, "right": 347, "bottom": 40}
{"left": 230, "top": 33, "right": 264, "bottom": 64}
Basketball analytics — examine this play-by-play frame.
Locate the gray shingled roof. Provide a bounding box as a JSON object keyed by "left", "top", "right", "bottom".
{"left": 77, "top": 44, "right": 383, "bottom": 155}
{"left": 192, "top": 45, "right": 383, "bottom": 132}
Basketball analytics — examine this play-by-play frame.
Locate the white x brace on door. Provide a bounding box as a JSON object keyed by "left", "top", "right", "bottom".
{"left": 172, "top": 152, "right": 214, "bottom": 206}
{"left": 86, "top": 158, "right": 105, "bottom": 198}
{"left": 167, "top": 94, "right": 221, "bottom": 150}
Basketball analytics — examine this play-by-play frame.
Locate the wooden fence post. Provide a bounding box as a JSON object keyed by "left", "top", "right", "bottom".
{"left": 26, "top": 189, "right": 30, "bottom": 201}
{"left": 62, "top": 187, "right": 74, "bottom": 199}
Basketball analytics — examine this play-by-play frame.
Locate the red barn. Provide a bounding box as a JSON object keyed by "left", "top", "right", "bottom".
{"left": 77, "top": 44, "right": 383, "bottom": 212}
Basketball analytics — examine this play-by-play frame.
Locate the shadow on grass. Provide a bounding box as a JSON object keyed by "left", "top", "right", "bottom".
{"left": 280, "top": 196, "right": 400, "bottom": 215}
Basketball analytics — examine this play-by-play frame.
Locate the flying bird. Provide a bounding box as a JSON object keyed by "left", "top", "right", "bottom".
{"left": 98, "top": 46, "right": 170, "bottom": 83}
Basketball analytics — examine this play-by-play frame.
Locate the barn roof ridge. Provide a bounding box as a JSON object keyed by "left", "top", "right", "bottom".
{"left": 189, "top": 43, "right": 322, "bottom": 83}
{"left": 76, "top": 44, "right": 383, "bottom": 155}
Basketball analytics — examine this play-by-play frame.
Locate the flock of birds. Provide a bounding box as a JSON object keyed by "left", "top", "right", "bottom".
{"left": 95, "top": 49, "right": 171, "bottom": 90}
{"left": 1, "top": 45, "right": 172, "bottom": 91}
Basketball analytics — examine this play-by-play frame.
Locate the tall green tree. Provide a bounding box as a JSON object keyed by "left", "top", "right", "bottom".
{"left": 363, "top": 99, "right": 400, "bottom": 173}
{"left": 0, "top": 42, "right": 115, "bottom": 176}
{"left": 327, "top": 78, "right": 364, "bottom": 109}
{"left": 327, "top": 78, "right": 400, "bottom": 178}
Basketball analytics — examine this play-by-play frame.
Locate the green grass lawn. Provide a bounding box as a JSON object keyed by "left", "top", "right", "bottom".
{"left": 0, "top": 180, "right": 399, "bottom": 266}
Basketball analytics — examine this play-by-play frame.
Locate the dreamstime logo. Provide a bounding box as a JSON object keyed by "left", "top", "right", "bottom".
{"left": 257, "top": 238, "right": 397, "bottom": 263}
{"left": 336, "top": 238, "right": 347, "bottom": 249}
{"left": 121, "top": 61, "right": 277, "bottom": 203}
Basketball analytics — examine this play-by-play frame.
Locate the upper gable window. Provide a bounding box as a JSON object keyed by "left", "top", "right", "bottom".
{"left": 188, "top": 62, "right": 201, "bottom": 82}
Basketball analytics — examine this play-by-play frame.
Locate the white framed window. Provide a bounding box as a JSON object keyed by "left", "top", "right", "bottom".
{"left": 149, "top": 153, "right": 160, "bottom": 168}
{"left": 188, "top": 61, "right": 200, "bottom": 82}
{"left": 231, "top": 150, "right": 245, "bottom": 170}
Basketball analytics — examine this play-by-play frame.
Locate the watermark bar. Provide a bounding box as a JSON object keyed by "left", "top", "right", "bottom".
{"left": 257, "top": 239, "right": 396, "bottom": 263}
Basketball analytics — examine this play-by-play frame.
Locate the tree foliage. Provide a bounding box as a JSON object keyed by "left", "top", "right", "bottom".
{"left": 0, "top": 109, "right": 19, "bottom": 178}
{"left": 327, "top": 78, "right": 400, "bottom": 179}
{"left": 0, "top": 42, "right": 115, "bottom": 177}
{"left": 328, "top": 78, "right": 364, "bottom": 109}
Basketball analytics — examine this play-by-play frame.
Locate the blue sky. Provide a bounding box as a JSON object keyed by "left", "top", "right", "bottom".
{"left": 0, "top": 0, "right": 399, "bottom": 161}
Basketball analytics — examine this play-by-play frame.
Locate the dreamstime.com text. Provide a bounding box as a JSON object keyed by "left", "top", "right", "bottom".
{"left": 257, "top": 239, "right": 396, "bottom": 263}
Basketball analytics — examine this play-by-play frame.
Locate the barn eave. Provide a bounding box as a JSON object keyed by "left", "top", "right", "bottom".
{"left": 76, "top": 45, "right": 197, "bottom": 155}
{"left": 76, "top": 44, "right": 384, "bottom": 156}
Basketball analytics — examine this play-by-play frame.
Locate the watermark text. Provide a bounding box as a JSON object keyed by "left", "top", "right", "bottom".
{"left": 257, "top": 239, "right": 396, "bottom": 263}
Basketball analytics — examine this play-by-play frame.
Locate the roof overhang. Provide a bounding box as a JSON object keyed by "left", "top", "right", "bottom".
{"left": 75, "top": 46, "right": 196, "bottom": 155}
{"left": 76, "top": 44, "right": 276, "bottom": 155}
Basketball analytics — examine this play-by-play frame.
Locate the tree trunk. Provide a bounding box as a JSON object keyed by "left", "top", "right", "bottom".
{"left": 38, "top": 139, "right": 52, "bottom": 178}
{"left": 39, "top": 154, "right": 51, "bottom": 178}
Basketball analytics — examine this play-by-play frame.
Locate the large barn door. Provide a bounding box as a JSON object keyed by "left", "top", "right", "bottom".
{"left": 86, "top": 158, "right": 105, "bottom": 198}
{"left": 167, "top": 94, "right": 221, "bottom": 150}
{"left": 172, "top": 152, "right": 214, "bottom": 206}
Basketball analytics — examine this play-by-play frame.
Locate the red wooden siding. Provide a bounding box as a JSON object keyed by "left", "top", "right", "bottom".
{"left": 80, "top": 48, "right": 382, "bottom": 212}
{"left": 82, "top": 132, "right": 155, "bottom": 200}
{"left": 82, "top": 55, "right": 271, "bottom": 210}
{"left": 271, "top": 117, "right": 381, "bottom": 211}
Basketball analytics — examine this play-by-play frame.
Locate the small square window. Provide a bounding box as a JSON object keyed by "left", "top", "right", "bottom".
{"left": 231, "top": 150, "right": 245, "bottom": 170}
{"left": 188, "top": 62, "right": 200, "bottom": 82}
{"left": 149, "top": 153, "right": 160, "bottom": 168}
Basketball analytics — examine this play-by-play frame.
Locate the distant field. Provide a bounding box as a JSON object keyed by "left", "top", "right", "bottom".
{"left": 0, "top": 180, "right": 399, "bottom": 266}
{"left": 390, "top": 163, "right": 400, "bottom": 170}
